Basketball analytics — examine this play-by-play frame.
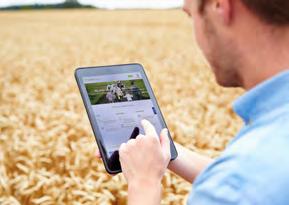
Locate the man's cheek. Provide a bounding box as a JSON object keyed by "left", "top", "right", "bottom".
{"left": 193, "top": 17, "right": 208, "bottom": 53}
{"left": 195, "top": 28, "right": 210, "bottom": 60}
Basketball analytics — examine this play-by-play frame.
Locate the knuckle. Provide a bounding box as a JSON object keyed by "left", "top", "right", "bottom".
{"left": 136, "top": 134, "right": 144, "bottom": 142}
{"left": 145, "top": 136, "right": 158, "bottom": 147}
{"left": 119, "top": 143, "right": 127, "bottom": 153}
{"left": 150, "top": 136, "right": 159, "bottom": 144}
{"left": 127, "top": 139, "right": 135, "bottom": 146}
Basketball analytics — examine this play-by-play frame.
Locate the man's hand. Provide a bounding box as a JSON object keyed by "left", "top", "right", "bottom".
{"left": 119, "top": 119, "right": 171, "bottom": 205}
{"left": 96, "top": 119, "right": 171, "bottom": 205}
{"left": 119, "top": 119, "right": 171, "bottom": 185}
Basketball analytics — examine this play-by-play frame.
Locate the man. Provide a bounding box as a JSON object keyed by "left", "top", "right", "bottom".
{"left": 130, "top": 81, "right": 142, "bottom": 100}
{"left": 106, "top": 90, "right": 115, "bottom": 103}
{"left": 123, "top": 91, "right": 133, "bottom": 102}
{"left": 115, "top": 86, "right": 124, "bottom": 101}
{"left": 97, "top": 0, "right": 289, "bottom": 204}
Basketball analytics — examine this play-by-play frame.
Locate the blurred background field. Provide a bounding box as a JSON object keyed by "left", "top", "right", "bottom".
{"left": 0, "top": 9, "right": 243, "bottom": 205}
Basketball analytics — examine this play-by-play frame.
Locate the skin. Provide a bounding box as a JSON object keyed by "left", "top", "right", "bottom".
{"left": 96, "top": 0, "right": 289, "bottom": 204}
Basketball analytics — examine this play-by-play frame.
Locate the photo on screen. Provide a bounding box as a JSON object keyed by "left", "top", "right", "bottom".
{"left": 85, "top": 79, "right": 150, "bottom": 105}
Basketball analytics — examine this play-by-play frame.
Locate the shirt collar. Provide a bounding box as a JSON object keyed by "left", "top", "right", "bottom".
{"left": 233, "top": 70, "right": 289, "bottom": 124}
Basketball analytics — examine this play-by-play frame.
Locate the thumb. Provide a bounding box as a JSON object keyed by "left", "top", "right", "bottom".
{"left": 160, "top": 128, "right": 171, "bottom": 159}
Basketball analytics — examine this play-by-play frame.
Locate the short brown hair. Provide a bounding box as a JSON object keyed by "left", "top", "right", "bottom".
{"left": 199, "top": 0, "right": 289, "bottom": 26}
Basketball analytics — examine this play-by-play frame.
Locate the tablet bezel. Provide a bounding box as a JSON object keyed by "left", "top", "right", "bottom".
{"left": 75, "top": 63, "right": 178, "bottom": 174}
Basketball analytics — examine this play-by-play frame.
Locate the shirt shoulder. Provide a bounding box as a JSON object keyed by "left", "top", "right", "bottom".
{"left": 188, "top": 107, "right": 289, "bottom": 205}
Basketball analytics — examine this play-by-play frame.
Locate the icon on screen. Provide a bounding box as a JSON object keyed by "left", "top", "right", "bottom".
{"left": 152, "top": 107, "right": 157, "bottom": 114}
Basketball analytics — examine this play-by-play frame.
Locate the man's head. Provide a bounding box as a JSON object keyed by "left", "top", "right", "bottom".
{"left": 183, "top": 0, "right": 289, "bottom": 89}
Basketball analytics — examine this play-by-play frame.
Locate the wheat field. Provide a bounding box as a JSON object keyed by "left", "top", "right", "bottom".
{"left": 0, "top": 9, "right": 243, "bottom": 204}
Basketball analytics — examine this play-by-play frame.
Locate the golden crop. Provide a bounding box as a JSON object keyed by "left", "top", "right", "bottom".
{"left": 0, "top": 9, "right": 243, "bottom": 205}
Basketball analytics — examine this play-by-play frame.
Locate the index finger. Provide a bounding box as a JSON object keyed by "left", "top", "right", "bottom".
{"left": 141, "top": 119, "right": 158, "bottom": 138}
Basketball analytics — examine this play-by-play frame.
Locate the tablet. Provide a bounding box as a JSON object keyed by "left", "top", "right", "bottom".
{"left": 75, "top": 63, "right": 178, "bottom": 174}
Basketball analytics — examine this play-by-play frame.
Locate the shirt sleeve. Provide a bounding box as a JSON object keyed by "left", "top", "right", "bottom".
{"left": 187, "top": 160, "right": 254, "bottom": 205}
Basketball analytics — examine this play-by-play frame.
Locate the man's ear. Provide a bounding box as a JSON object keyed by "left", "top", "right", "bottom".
{"left": 213, "top": 0, "right": 233, "bottom": 25}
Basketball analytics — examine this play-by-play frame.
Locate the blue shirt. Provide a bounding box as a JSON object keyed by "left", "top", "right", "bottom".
{"left": 187, "top": 70, "right": 289, "bottom": 205}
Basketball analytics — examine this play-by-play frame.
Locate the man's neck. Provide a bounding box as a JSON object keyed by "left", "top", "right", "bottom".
{"left": 240, "top": 26, "right": 289, "bottom": 90}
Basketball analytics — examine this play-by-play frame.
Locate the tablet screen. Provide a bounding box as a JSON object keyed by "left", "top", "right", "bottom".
{"left": 83, "top": 72, "right": 163, "bottom": 157}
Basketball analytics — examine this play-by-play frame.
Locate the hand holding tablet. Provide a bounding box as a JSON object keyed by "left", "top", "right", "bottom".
{"left": 75, "top": 63, "right": 178, "bottom": 174}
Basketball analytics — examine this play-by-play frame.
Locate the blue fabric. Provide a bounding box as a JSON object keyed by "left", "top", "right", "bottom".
{"left": 187, "top": 70, "right": 289, "bottom": 205}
